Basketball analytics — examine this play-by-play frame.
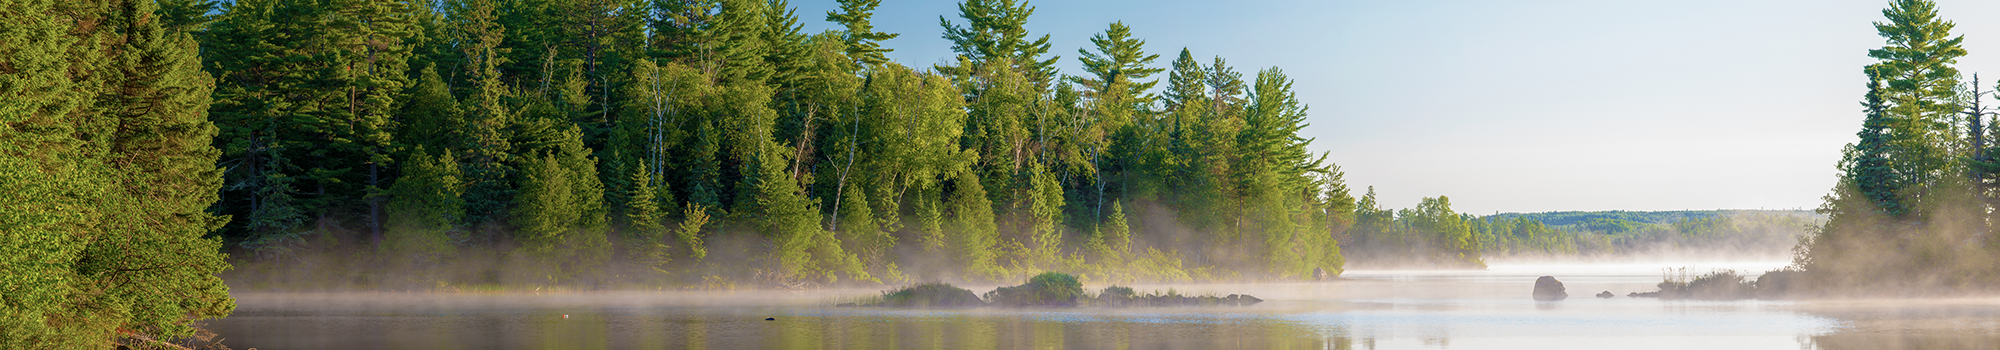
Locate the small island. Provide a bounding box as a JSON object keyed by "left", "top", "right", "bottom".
{"left": 845, "top": 272, "right": 1263, "bottom": 308}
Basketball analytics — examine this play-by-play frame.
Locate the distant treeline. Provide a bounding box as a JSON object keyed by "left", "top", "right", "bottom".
{"left": 1340, "top": 206, "right": 1818, "bottom": 268}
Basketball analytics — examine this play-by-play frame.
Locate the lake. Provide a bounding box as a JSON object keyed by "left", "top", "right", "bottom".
{"left": 208, "top": 262, "right": 2000, "bottom": 349}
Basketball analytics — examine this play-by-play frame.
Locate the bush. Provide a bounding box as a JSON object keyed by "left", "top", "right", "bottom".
{"left": 1686, "top": 270, "right": 1756, "bottom": 300}
{"left": 877, "top": 283, "right": 984, "bottom": 308}
{"left": 1647, "top": 268, "right": 1760, "bottom": 300}
{"left": 985, "top": 272, "right": 1085, "bottom": 307}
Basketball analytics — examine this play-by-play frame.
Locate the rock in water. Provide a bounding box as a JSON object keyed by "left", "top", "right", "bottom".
{"left": 1533, "top": 276, "right": 1569, "bottom": 301}
{"left": 1596, "top": 291, "right": 1614, "bottom": 298}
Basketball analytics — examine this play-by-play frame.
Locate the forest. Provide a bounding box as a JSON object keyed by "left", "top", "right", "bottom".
{"left": 190, "top": 0, "right": 1359, "bottom": 289}
{"left": 5, "top": 0, "right": 1985, "bottom": 347}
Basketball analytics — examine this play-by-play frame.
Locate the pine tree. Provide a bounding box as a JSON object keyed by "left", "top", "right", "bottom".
{"left": 937, "top": 0, "right": 1057, "bottom": 87}
{"left": 91, "top": 0, "right": 236, "bottom": 338}
{"left": 385, "top": 147, "right": 464, "bottom": 260}
{"left": 1072, "top": 21, "right": 1162, "bottom": 109}
{"left": 2, "top": 0, "right": 115, "bottom": 346}
{"left": 1161, "top": 48, "right": 1206, "bottom": 114}
{"left": 451, "top": 0, "right": 519, "bottom": 226}
{"left": 625, "top": 162, "right": 674, "bottom": 272}
{"left": 626, "top": 163, "right": 667, "bottom": 237}
{"left": 2, "top": 0, "right": 234, "bottom": 345}
{"left": 399, "top": 65, "right": 464, "bottom": 157}
{"left": 512, "top": 153, "right": 576, "bottom": 249}
{"left": 1867, "top": 0, "right": 1965, "bottom": 220}
{"left": 950, "top": 169, "right": 1004, "bottom": 281}
{"left": 1852, "top": 78, "right": 1902, "bottom": 216}
{"left": 824, "top": 0, "right": 898, "bottom": 66}
{"left": 1101, "top": 199, "right": 1132, "bottom": 266}
{"left": 157, "top": 0, "right": 218, "bottom": 33}
{"left": 1205, "top": 56, "right": 1247, "bottom": 117}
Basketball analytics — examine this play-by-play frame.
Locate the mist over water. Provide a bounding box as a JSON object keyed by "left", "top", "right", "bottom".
{"left": 209, "top": 261, "right": 2000, "bottom": 349}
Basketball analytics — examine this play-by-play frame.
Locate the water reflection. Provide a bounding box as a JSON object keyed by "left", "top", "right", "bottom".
{"left": 209, "top": 264, "right": 2000, "bottom": 349}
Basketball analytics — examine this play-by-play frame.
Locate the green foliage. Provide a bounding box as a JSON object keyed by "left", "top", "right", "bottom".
{"left": 937, "top": 0, "right": 1058, "bottom": 86}
{"left": 131, "top": 0, "right": 1413, "bottom": 297}
{"left": 385, "top": 147, "right": 465, "bottom": 262}
{"left": 824, "top": 0, "right": 898, "bottom": 66}
{"left": 2, "top": 0, "right": 234, "bottom": 345}
{"left": 875, "top": 283, "right": 983, "bottom": 308}
{"left": 950, "top": 169, "right": 1005, "bottom": 281}
{"left": 983, "top": 272, "right": 1084, "bottom": 307}
{"left": 1073, "top": 21, "right": 1162, "bottom": 108}
{"left": 1798, "top": 0, "right": 2000, "bottom": 293}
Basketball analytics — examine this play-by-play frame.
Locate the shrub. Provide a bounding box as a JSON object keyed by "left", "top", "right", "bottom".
{"left": 985, "top": 272, "right": 1085, "bottom": 307}
{"left": 877, "top": 283, "right": 984, "bottom": 308}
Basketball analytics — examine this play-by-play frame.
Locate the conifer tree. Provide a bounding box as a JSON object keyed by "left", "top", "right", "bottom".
{"left": 1866, "top": 0, "right": 1965, "bottom": 219}
{"left": 825, "top": 0, "right": 898, "bottom": 66}
{"left": 387, "top": 148, "right": 467, "bottom": 232}
{"left": 92, "top": 0, "right": 236, "bottom": 337}
{"left": 625, "top": 162, "right": 676, "bottom": 272}
{"left": 1205, "top": 56, "right": 1247, "bottom": 117}
{"left": 1073, "top": 21, "right": 1162, "bottom": 109}
{"left": 512, "top": 153, "right": 576, "bottom": 249}
{"left": 1161, "top": 48, "right": 1206, "bottom": 114}
{"left": 0, "top": 1, "right": 104, "bottom": 341}
{"left": 399, "top": 65, "right": 465, "bottom": 157}
{"left": 950, "top": 169, "right": 1005, "bottom": 281}
{"left": 937, "top": 0, "right": 1057, "bottom": 86}
{"left": 451, "top": 0, "right": 519, "bottom": 225}
{"left": 1101, "top": 200, "right": 1132, "bottom": 266}
{"left": 3, "top": 0, "right": 235, "bottom": 345}
{"left": 385, "top": 147, "right": 464, "bottom": 260}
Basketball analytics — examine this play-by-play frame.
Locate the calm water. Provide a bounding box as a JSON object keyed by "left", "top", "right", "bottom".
{"left": 209, "top": 262, "right": 2000, "bottom": 349}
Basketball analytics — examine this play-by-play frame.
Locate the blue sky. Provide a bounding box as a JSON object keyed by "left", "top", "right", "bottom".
{"left": 787, "top": 0, "right": 2000, "bottom": 214}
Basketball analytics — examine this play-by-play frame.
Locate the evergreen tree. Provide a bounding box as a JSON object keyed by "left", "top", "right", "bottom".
{"left": 937, "top": 0, "right": 1057, "bottom": 87}
{"left": 1072, "top": 21, "right": 1162, "bottom": 112}
{"left": 824, "top": 0, "right": 898, "bottom": 66}
{"left": 624, "top": 162, "right": 675, "bottom": 272}
{"left": 0, "top": 1, "right": 105, "bottom": 341}
{"left": 385, "top": 147, "right": 464, "bottom": 260}
{"left": 1161, "top": 48, "right": 1206, "bottom": 114}
{"left": 3, "top": 0, "right": 234, "bottom": 345}
{"left": 451, "top": 0, "right": 519, "bottom": 225}
{"left": 950, "top": 169, "right": 1004, "bottom": 281}
{"left": 399, "top": 65, "right": 465, "bottom": 158}
{"left": 91, "top": 0, "right": 236, "bottom": 337}
{"left": 1867, "top": 0, "right": 1966, "bottom": 220}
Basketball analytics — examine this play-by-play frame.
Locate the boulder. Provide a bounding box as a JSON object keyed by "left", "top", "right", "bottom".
{"left": 1313, "top": 267, "right": 1331, "bottom": 281}
{"left": 1533, "top": 276, "right": 1568, "bottom": 301}
{"left": 1595, "top": 291, "right": 1614, "bottom": 298}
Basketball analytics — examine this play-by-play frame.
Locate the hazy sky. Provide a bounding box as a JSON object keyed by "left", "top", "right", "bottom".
{"left": 786, "top": 0, "right": 2000, "bottom": 215}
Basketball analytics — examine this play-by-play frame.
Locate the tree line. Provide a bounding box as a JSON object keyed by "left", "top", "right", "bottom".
{"left": 183, "top": 0, "right": 1358, "bottom": 289}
